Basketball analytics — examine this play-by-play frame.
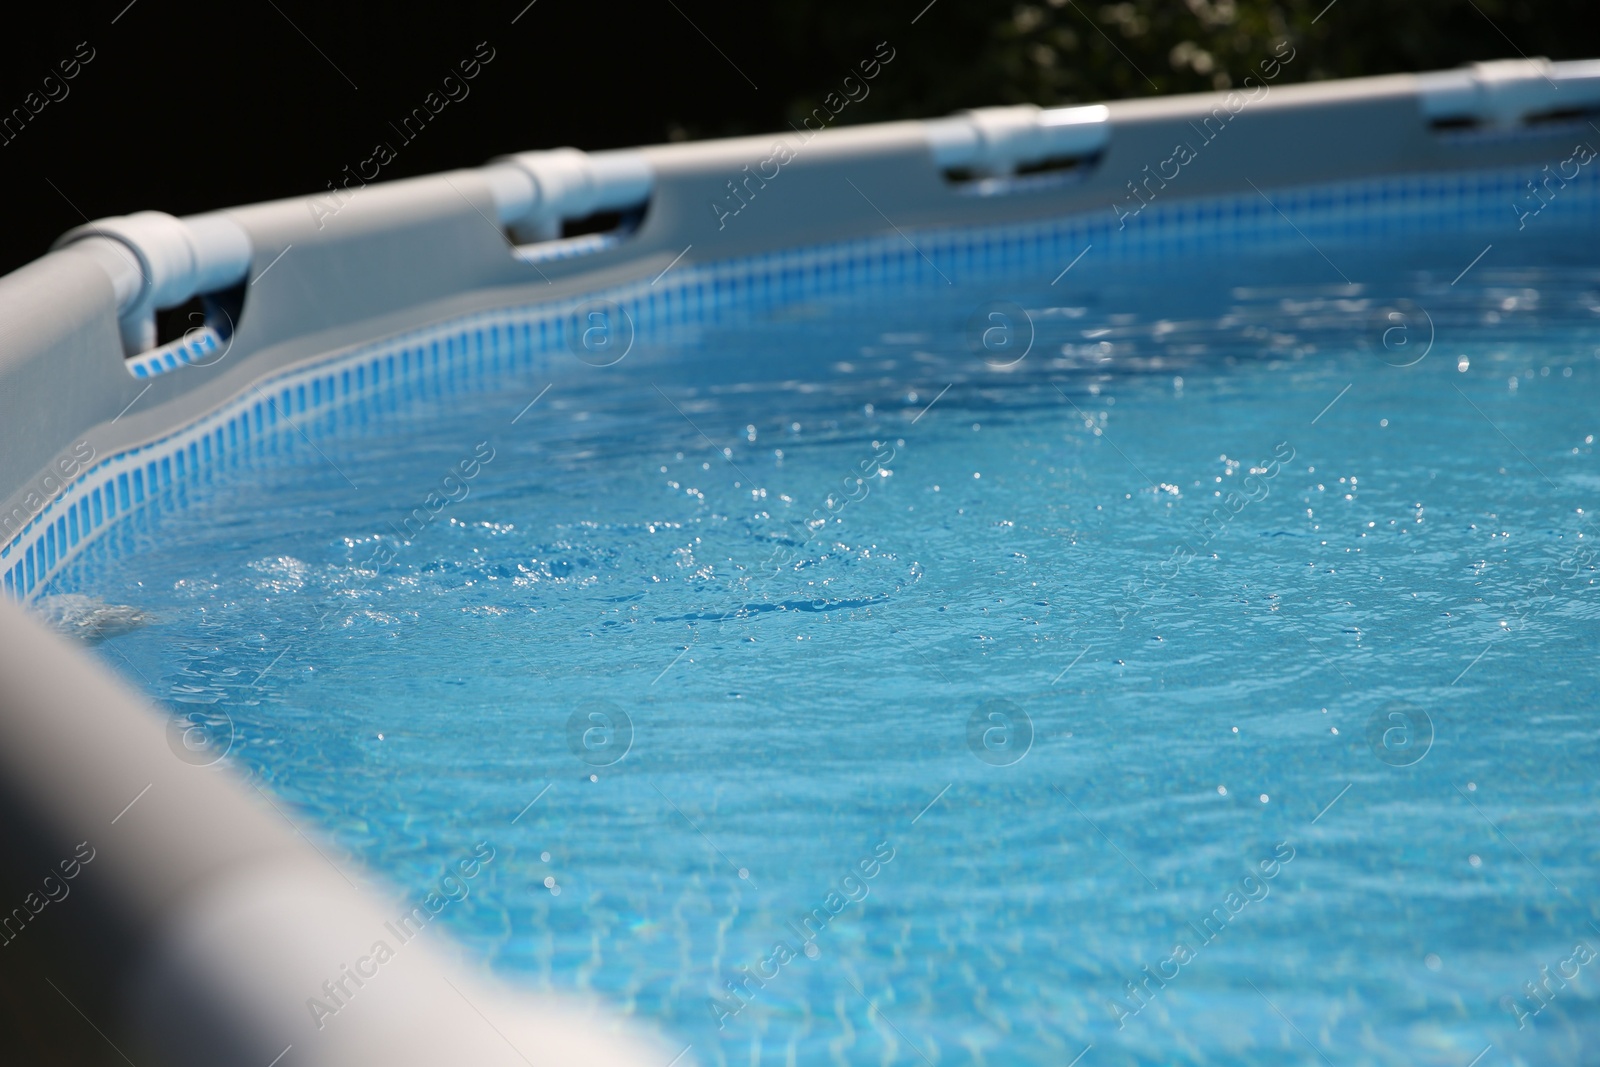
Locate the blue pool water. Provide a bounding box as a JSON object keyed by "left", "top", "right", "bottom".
{"left": 53, "top": 229, "right": 1600, "bottom": 1065}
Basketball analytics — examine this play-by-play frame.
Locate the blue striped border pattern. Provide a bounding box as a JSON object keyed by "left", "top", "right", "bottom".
{"left": 6, "top": 158, "right": 1598, "bottom": 602}
{"left": 127, "top": 326, "right": 228, "bottom": 379}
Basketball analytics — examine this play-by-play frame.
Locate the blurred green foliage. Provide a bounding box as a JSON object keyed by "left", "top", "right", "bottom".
{"left": 757, "top": 0, "right": 1598, "bottom": 130}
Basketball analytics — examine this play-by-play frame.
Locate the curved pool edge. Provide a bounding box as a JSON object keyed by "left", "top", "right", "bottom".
{"left": 8, "top": 60, "right": 1600, "bottom": 528}
{"left": 0, "top": 595, "right": 672, "bottom": 1066}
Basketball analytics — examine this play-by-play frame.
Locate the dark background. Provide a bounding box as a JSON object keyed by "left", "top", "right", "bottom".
{"left": 1, "top": 0, "right": 1595, "bottom": 278}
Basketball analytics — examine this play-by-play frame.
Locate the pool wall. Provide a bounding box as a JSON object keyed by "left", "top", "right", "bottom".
{"left": 7, "top": 59, "right": 1600, "bottom": 600}
{"left": 1, "top": 57, "right": 1597, "bottom": 1065}
{"left": 0, "top": 596, "right": 667, "bottom": 1067}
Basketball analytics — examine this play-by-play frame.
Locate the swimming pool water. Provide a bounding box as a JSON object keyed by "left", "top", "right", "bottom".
{"left": 55, "top": 229, "right": 1600, "bottom": 1066}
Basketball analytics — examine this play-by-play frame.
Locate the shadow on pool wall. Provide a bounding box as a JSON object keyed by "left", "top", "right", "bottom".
{"left": 3, "top": 54, "right": 1600, "bottom": 1067}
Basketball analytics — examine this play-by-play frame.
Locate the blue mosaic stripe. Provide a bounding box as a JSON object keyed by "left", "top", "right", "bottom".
{"left": 513, "top": 231, "right": 624, "bottom": 267}
{"left": 6, "top": 158, "right": 1598, "bottom": 602}
{"left": 127, "top": 326, "right": 228, "bottom": 379}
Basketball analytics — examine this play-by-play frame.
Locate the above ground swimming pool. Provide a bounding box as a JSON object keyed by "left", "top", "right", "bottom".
{"left": 43, "top": 220, "right": 1600, "bottom": 1066}
{"left": 4, "top": 58, "right": 1600, "bottom": 1067}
